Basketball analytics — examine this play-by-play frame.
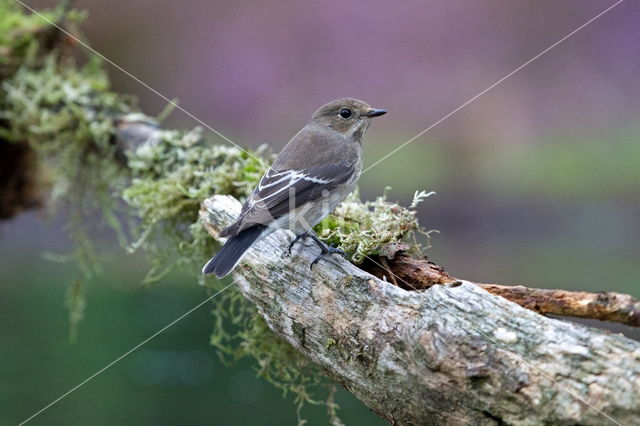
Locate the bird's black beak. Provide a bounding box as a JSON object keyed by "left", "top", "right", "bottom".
{"left": 365, "top": 108, "right": 387, "bottom": 117}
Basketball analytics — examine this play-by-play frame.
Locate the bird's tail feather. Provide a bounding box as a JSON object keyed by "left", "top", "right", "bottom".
{"left": 202, "top": 225, "right": 266, "bottom": 278}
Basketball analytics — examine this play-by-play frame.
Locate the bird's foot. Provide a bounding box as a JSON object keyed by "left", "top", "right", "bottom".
{"left": 288, "top": 231, "right": 311, "bottom": 254}
{"left": 308, "top": 234, "right": 346, "bottom": 270}
{"left": 289, "top": 231, "right": 345, "bottom": 269}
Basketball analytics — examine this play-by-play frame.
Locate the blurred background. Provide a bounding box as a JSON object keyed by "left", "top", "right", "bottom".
{"left": 2, "top": 0, "right": 639, "bottom": 424}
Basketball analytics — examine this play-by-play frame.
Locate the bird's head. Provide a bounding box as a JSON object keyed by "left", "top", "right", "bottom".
{"left": 310, "top": 98, "right": 387, "bottom": 143}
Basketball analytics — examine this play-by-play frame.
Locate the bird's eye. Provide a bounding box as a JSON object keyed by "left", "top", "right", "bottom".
{"left": 339, "top": 108, "right": 352, "bottom": 119}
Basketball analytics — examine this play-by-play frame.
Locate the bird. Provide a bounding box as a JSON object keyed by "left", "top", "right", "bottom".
{"left": 202, "top": 98, "right": 387, "bottom": 278}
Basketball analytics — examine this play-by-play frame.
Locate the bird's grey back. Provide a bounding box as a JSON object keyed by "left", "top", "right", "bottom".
{"left": 273, "top": 122, "right": 361, "bottom": 173}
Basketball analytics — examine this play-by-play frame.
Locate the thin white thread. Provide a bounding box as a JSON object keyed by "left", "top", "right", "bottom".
{"left": 19, "top": 282, "right": 236, "bottom": 425}
{"left": 362, "top": 0, "right": 625, "bottom": 174}
{"left": 362, "top": 254, "right": 622, "bottom": 425}
{"left": 14, "top": 0, "right": 267, "bottom": 168}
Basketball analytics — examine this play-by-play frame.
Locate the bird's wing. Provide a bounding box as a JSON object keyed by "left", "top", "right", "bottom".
{"left": 219, "top": 163, "right": 355, "bottom": 237}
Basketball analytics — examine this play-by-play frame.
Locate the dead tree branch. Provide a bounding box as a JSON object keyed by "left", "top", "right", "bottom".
{"left": 200, "top": 195, "right": 640, "bottom": 425}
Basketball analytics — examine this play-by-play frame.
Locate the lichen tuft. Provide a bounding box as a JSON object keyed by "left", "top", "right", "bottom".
{"left": 316, "top": 188, "right": 435, "bottom": 263}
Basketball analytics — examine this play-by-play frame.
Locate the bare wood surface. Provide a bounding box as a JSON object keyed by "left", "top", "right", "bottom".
{"left": 201, "top": 195, "right": 640, "bottom": 425}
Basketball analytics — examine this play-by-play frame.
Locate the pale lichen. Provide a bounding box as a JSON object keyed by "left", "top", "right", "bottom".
{"left": 316, "top": 188, "right": 435, "bottom": 263}
{"left": 123, "top": 127, "right": 270, "bottom": 283}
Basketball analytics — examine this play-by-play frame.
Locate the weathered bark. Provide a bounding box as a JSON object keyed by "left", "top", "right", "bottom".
{"left": 201, "top": 195, "right": 640, "bottom": 425}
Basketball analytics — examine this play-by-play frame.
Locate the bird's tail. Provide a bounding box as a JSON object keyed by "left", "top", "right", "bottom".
{"left": 202, "top": 225, "right": 266, "bottom": 278}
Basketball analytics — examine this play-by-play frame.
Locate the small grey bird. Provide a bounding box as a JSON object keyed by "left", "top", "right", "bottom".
{"left": 202, "top": 98, "right": 387, "bottom": 277}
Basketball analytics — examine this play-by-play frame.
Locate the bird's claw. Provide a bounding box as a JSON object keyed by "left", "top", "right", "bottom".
{"left": 290, "top": 231, "right": 345, "bottom": 270}
{"left": 310, "top": 255, "right": 323, "bottom": 270}
{"left": 325, "top": 246, "right": 346, "bottom": 257}
{"left": 309, "top": 245, "right": 346, "bottom": 270}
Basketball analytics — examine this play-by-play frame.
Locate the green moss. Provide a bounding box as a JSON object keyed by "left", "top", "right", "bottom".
{"left": 316, "top": 188, "right": 435, "bottom": 263}
{"left": 0, "top": 0, "right": 85, "bottom": 77}
{"left": 0, "top": 0, "right": 52, "bottom": 68}
{"left": 123, "top": 127, "right": 270, "bottom": 282}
